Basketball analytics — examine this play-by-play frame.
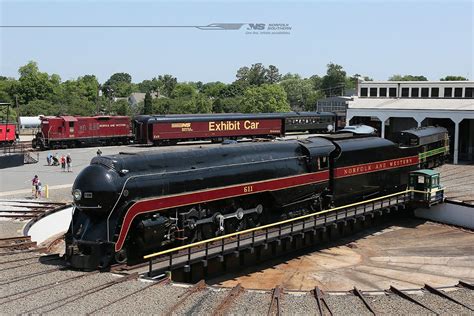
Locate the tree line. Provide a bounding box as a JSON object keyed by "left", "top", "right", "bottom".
{"left": 0, "top": 60, "right": 468, "bottom": 121}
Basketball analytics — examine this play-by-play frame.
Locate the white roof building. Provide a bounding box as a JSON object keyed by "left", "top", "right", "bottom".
{"left": 347, "top": 81, "right": 474, "bottom": 164}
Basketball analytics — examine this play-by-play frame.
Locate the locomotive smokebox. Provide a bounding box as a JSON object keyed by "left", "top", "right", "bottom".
{"left": 72, "top": 158, "right": 122, "bottom": 216}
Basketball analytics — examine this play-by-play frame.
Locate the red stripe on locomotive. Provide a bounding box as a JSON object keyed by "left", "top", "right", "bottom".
{"left": 114, "top": 170, "right": 329, "bottom": 251}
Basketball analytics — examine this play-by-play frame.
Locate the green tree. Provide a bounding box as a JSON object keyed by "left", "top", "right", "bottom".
{"left": 440, "top": 76, "right": 468, "bottom": 81}
{"left": 321, "top": 63, "right": 347, "bottom": 97}
{"left": 21, "top": 100, "right": 59, "bottom": 116}
{"left": 201, "top": 82, "right": 227, "bottom": 98}
{"left": 143, "top": 92, "right": 153, "bottom": 114}
{"left": 170, "top": 83, "right": 197, "bottom": 98}
{"left": 388, "top": 74, "right": 428, "bottom": 81}
{"left": 235, "top": 63, "right": 267, "bottom": 86}
{"left": 279, "top": 78, "right": 325, "bottom": 111}
{"left": 157, "top": 74, "right": 177, "bottom": 97}
{"left": 240, "top": 84, "right": 290, "bottom": 113}
{"left": 265, "top": 65, "right": 281, "bottom": 84}
{"left": 14, "top": 61, "right": 59, "bottom": 104}
{"left": 212, "top": 97, "right": 243, "bottom": 113}
{"left": 112, "top": 99, "right": 131, "bottom": 115}
{"left": 0, "top": 106, "right": 17, "bottom": 122}
{"left": 103, "top": 72, "right": 133, "bottom": 97}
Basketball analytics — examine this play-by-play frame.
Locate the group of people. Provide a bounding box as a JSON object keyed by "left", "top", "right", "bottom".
{"left": 47, "top": 153, "right": 72, "bottom": 172}
{"left": 31, "top": 175, "right": 42, "bottom": 199}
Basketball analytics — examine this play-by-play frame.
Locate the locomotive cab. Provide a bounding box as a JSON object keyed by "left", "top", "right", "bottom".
{"left": 409, "top": 169, "right": 444, "bottom": 207}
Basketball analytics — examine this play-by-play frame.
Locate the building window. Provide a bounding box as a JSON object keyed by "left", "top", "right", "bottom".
{"left": 389, "top": 87, "right": 397, "bottom": 97}
{"left": 401, "top": 87, "right": 409, "bottom": 97}
{"left": 360, "top": 87, "right": 368, "bottom": 97}
{"left": 369, "top": 87, "right": 377, "bottom": 97}
{"left": 431, "top": 87, "right": 439, "bottom": 97}
{"left": 444, "top": 87, "right": 452, "bottom": 97}
{"left": 421, "top": 87, "right": 429, "bottom": 97}
{"left": 466, "top": 87, "right": 474, "bottom": 98}
{"left": 379, "top": 87, "right": 387, "bottom": 97}
{"left": 411, "top": 88, "right": 419, "bottom": 97}
{"left": 454, "top": 87, "right": 462, "bottom": 98}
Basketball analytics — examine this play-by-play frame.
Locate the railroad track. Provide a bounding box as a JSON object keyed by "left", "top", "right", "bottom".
{"left": 1, "top": 256, "right": 473, "bottom": 315}
{"left": 0, "top": 200, "right": 68, "bottom": 220}
{"left": 0, "top": 236, "right": 39, "bottom": 252}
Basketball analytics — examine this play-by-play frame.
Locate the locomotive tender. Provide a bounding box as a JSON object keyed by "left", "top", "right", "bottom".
{"left": 65, "top": 126, "right": 447, "bottom": 270}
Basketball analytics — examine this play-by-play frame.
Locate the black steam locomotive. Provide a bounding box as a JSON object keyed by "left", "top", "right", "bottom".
{"left": 65, "top": 127, "right": 448, "bottom": 270}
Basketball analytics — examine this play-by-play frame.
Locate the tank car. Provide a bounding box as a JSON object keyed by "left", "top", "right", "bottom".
{"left": 65, "top": 138, "right": 335, "bottom": 269}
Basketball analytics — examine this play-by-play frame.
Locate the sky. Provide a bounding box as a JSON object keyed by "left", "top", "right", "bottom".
{"left": 0, "top": 0, "right": 472, "bottom": 83}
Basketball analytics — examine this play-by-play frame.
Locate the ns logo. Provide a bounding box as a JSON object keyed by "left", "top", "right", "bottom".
{"left": 247, "top": 23, "right": 265, "bottom": 30}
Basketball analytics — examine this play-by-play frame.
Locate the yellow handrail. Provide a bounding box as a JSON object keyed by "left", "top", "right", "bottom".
{"left": 144, "top": 189, "right": 416, "bottom": 260}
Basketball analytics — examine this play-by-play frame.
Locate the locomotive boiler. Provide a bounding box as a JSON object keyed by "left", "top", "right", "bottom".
{"left": 66, "top": 138, "right": 335, "bottom": 269}
{"left": 65, "top": 127, "right": 446, "bottom": 270}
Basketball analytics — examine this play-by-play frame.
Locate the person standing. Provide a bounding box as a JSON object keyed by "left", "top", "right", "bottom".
{"left": 66, "top": 154, "right": 72, "bottom": 172}
{"left": 35, "top": 180, "right": 42, "bottom": 199}
{"left": 31, "top": 175, "right": 39, "bottom": 197}
{"left": 97, "top": 148, "right": 102, "bottom": 156}
{"left": 60, "top": 155, "right": 66, "bottom": 172}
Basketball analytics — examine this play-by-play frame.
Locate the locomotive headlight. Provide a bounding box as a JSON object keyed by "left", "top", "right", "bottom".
{"left": 72, "top": 189, "right": 82, "bottom": 201}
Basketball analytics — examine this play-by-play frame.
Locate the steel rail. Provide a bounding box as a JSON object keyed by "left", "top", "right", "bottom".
{"left": 353, "top": 287, "right": 377, "bottom": 315}
{"left": 389, "top": 286, "right": 439, "bottom": 315}
{"left": 268, "top": 285, "right": 282, "bottom": 316}
{"left": 165, "top": 279, "right": 206, "bottom": 316}
{"left": 424, "top": 283, "right": 474, "bottom": 311}
{"left": 212, "top": 283, "right": 243, "bottom": 316}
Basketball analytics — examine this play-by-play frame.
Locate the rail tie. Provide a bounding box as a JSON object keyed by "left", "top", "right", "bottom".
{"left": 165, "top": 279, "right": 206, "bottom": 316}
{"left": 424, "top": 284, "right": 474, "bottom": 311}
{"left": 27, "top": 272, "right": 138, "bottom": 314}
{"left": 312, "top": 286, "right": 332, "bottom": 316}
{"left": 0, "top": 266, "right": 63, "bottom": 286}
{"left": 89, "top": 275, "right": 170, "bottom": 315}
{"left": 389, "top": 286, "right": 439, "bottom": 315}
{"left": 353, "top": 287, "right": 377, "bottom": 315}
{"left": 0, "top": 271, "right": 99, "bottom": 304}
{"left": 212, "top": 283, "right": 243, "bottom": 316}
{"left": 268, "top": 285, "right": 282, "bottom": 316}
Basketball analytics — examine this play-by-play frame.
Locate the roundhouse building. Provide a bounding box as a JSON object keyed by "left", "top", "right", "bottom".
{"left": 347, "top": 81, "right": 474, "bottom": 164}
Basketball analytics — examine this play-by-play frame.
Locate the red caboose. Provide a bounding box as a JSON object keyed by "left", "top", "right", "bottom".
{"left": 32, "top": 115, "right": 133, "bottom": 150}
{"left": 0, "top": 123, "right": 17, "bottom": 145}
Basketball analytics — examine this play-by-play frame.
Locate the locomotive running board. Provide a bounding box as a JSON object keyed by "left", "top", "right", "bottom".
{"left": 143, "top": 189, "right": 420, "bottom": 281}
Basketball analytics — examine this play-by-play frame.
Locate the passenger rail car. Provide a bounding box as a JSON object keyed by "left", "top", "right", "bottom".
{"left": 391, "top": 126, "right": 449, "bottom": 168}
{"left": 32, "top": 115, "right": 133, "bottom": 150}
{"left": 65, "top": 125, "right": 445, "bottom": 270}
{"left": 133, "top": 112, "right": 337, "bottom": 145}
